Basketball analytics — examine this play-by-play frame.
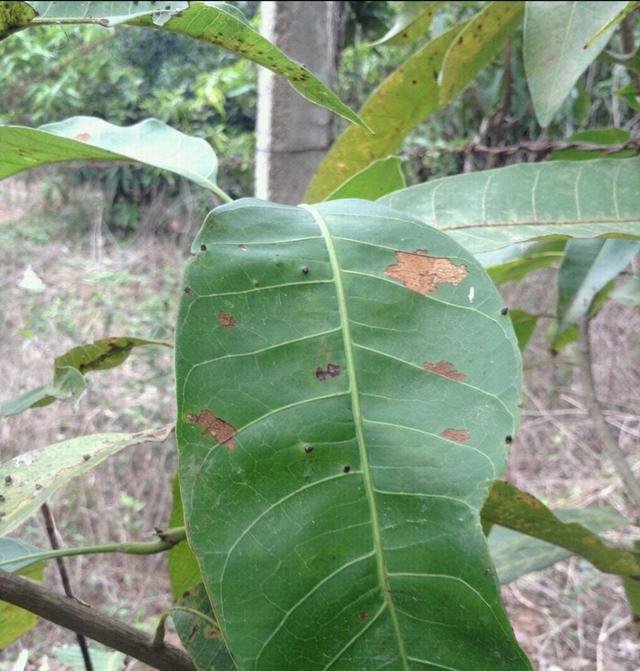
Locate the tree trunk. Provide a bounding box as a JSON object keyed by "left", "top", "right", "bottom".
{"left": 256, "top": 1, "right": 339, "bottom": 204}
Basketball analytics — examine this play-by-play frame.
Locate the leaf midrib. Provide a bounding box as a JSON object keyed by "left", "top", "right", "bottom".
{"left": 301, "top": 204, "right": 409, "bottom": 670}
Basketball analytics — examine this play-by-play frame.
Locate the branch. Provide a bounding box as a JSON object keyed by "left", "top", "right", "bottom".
{"left": 41, "top": 503, "right": 93, "bottom": 671}
{"left": 577, "top": 318, "right": 640, "bottom": 513}
{"left": 0, "top": 527, "right": 186, "bottom": 569}
{"left": 0, "top": 570, "right": 196, "bottom": 671}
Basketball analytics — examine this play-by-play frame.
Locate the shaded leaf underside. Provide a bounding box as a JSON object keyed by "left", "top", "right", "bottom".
{"left": 176, "top": 198, "right": 529, "bottom": 670}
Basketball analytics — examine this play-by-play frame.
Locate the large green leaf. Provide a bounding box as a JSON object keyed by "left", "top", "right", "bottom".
{"left": 0, "top": 538, "right": 44, "bottom": 649}
{"left": 488, "top": 506, "right": 628, "bottom": 584}
{"left": 0, "top": 117, "right": 224, "bottom": 195}
{"left": 552, "top": 239, "right": 640, "bottom": 347}
{"left": 483, "top": 481, "right": 640, "bottom": 578}
{"left": 370, "top": 1, "right": 443, "bottom": 47}
{"left": 0, "top": 336, "right": 170, "bottom": 420}
{"left": 304, "top": 23, "right": 463, "bottom": 202}
{"left": 439, "top": 1, "right": 524, "bottom": 106}
{"left": 381, "top": 157, "right": 640, "bottom": 254}
{"left": 524, "top": 1, "right": 628, "bottom": 127}
{"left": 22, "top": 2, "right": 366, "bottom": 131}
{"left": 174, "top": 584, "right": 235, "bottom": 671}
{"left": 327, "top": 157, "right": 406, "bottom": 201}
{"left": 176, "top": 198, "right": 530, "bottom": 669}
{"left": 0, "top": 427, "right": 170, "bottom": 536}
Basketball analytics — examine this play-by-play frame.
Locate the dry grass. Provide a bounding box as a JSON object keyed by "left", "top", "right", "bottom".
{"left": 1, "top": 178, "right": 639, "bottom": 670}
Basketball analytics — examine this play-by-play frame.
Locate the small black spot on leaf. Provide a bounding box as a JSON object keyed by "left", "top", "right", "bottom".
{"left": 83, "top": 454, "right": 91, "bottom": 462}
{"left": 304, "top": 444, "right": 314, "bottom": 454}
{"left": 500, "top": 307, "right": 509, "bottom": 315}
{"left": 505, "top": 435, "right": 513, "bottom": 444}
{"left": 301, "top": 265, "right": 309, "bottom": 274}
{"left": 184, "top": 286, "right": 193, "bottom": 296}
{"left": 200, "top": 243, "right": 207, "bottom": 252}
{"left": 343, "top": 465, "right": 351, "bottom": 474}
{"left": 4, "top": 476, "right": 12, "bottom": 485}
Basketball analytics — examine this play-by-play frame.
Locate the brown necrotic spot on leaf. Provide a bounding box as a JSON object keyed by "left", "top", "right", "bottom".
{"left": 218, "top": 312, "right": 236, "bottom": 329}
{"left": 315, "top": 363, "right": 341, "bottom": 381}
{"left": 204, "top": 626, "right": 220, "bottom": 639}
{"left": 359, "top": 611, "right": 369, "bottom": 621}
{"left": 441, "top": 428, "right": 470, "bottom": 443}
{"left": 187, "top": 410, "right": 237, "bottom": 449}
{"left": 423, "top": 360, "right": 466, "bottom": 381}
{"left": 75, "top": 133, "right": 91, "bottom": 142}
{"left": 385, "top": 250, "right": 468, "bottom": 295}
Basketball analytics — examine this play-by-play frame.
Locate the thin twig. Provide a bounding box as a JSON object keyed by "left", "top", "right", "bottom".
{"left": 41, "top": 502, "right": 93, "bottom": 671}
{"left": 0, "top": 570, "right": 196, "bottom": 671}
{"left": 576, "top": 318, "right": 640, "bottom": 515}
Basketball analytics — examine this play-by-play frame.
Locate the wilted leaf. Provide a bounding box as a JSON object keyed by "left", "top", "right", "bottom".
{"left": 174, "top": 584, "right": 235, "bottom": 671}
{"left": 21, "top": 2, "right": 366, "bottom": 130}
{"left": 381, "top": 157, "right": 640, "bottom": 253}
{"left": 488, "top": 506, "right": 629, "bottom": 584}
{"left": 0, "top": 427, "right": 171, "bottom": 536}
{"left": 0, "top": 538, "right": 44, "bottom": 650}
{"left": 176, "top": 198, "right": 530, "bottom": 669}
{"left": 524, "top": 1, "right": 628, "bottom": 126}
{"left": 552, "top": 239, "right": 640, "bottom": 347}
{"left": 483, "top": 481, "right": 640, "bottom": 578}
{"left": 0, "top": 336, "right": 170, "bottom": 420}
{"left": 439, "top": 1, "right": 524, "bottom": 105}
{"left": 0, "top": 117, "right": 222, "bottom": 194}
{"left": 327, "top": 157, "right": 406, "bottom": 201}
{"left": 371, "top": 1, "right": 443, "bottom": 47}
{"left": 305, "top": 22, "right": 463, "bottom": 201}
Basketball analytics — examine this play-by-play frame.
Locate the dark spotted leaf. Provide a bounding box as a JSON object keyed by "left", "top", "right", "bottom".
{"left": 0, "top": 426, "right": 171, "bottom": 536}
{"left": 176, "top": 198, "right": 531, "bottom": 669}
{"left": 483, "top": 481, "right": 639, "bottom": 579}
{"left": 488, "top": 506, "right": 629, "bottom": 584}
{"left": 20, "top": 2, "right": 366, "bottom": 131}
{"left": 381, "top": 158, "right": 640, "bottom": 253}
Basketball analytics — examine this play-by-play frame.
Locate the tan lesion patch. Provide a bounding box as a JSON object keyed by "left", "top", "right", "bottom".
{"left": 75, "top": 132, "right": 91, "bottom": 142}
{"left": 187, "top": 410, "right": 236, "bottom": 449}
{"left": 217, "top": 312, "right": 237, "bottom": 328}
{"left": 423, "top": 360, "right": 466, "bottom": 381}
{"left": 385, "top": 250, "right": 468, "bottom": 295}
{"left": 441, "top": 428, "right": 470, "bottom": 443}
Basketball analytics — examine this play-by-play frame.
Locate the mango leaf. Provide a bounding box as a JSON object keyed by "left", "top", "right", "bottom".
{"left": 380, "top": 157, "right": 640, "bottom": 254}
{"left": 327, "top": 157, "right": 406, "bottom": 201}
{"left": 611, "top": 276, "right": 640, "bottom": 306}
{"left": 509, "top": 310, "right": 539, "bottom": 351}
{"left": 488, "top": 506, "right": 629, "bottom": 584}
{"left": 524, "top": 1, "right": 628, "bottom": 127}
{"left": 304, "top": 22, "right": 464, "bottom": 202}
{"left": 483, "top": 481, "right": 640, "bottom": 578}
{"left": 168, "top": 475, "right": 202, "bottom": 601}
{"left": 174, "top": 584, "right": 235, "bottom": 671}
{"left": 550, "top": 128, "right": 635, "bottom": 161}
{"left": 176, "top": 198, "right": 531, "bottom": 669}
{"left": 585, "top": 1, "right": 640, "bottom": 48}
{"left": 0, "top": 426, "right": 171, "bottom": 536}
{"left": 0, "top": 336, "right": 170, "bottom": 420}
{"left": 0, "top": 538, "right": 44, "bottom": 649}
{"left": 486, "top": 240, "right": 566, "bottom": 285}
{"left": 0, "top": 117, "right": 225, "bottom": 197}
{"left": 439, "top": 1, "right": 524, "bottom": 106}
{"left": 0, "top": 1, "right": 35, "bottom": 39}
{"left": 370, "top": 1, "right": 443, "bottom": 47}
{"left": 552, "top": 239, "right": 640, "bottom": 347}
{"left": 22, "top": 2, "right": 367, "bottom": 131}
